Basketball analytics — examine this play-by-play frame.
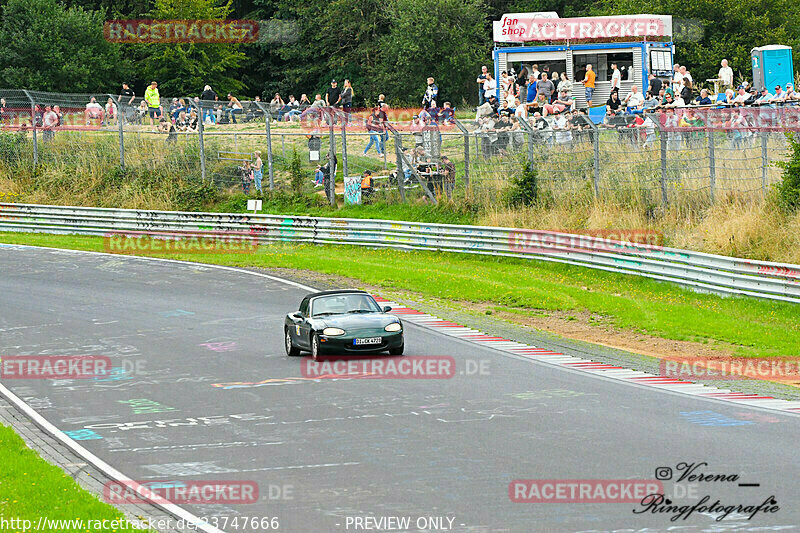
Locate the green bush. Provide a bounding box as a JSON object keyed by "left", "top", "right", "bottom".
{"left": 776, "top": 132, "right": 800, "bottom": 212}
{"left": 505, "top": 161, "right": 538, "bottom": 207}
{"left": 174, "top": 180, "right": 219, "bottom": 211}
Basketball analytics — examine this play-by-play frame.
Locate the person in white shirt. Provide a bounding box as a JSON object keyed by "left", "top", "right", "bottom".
{"left": 553, "top": 112, "right": 572, "bottom": 144}
{"left": 610, "top": 63, "right": 621, "bottom": 92}
{"left": 718, "top": 59, "right": 734, "bottom": 90}
{"left": 732, "top": 87, "right": 749, "bottom": 106}
{"left": 679, "top": 66, "right": 692, "bottom": 85}
{"left": 671, "top": 64, "right": 683, "bottom": 93}
{"left": 623, "top": 85, "right": 645, "bottom": 109}
{"left": 483, "top": 75, "right": 497, "bottom": 101}
{"left": 84, "top": 96, "right": 104, "bottom": 124}
{"left": 665, "top": 94, "right": 685, "bottom": 108}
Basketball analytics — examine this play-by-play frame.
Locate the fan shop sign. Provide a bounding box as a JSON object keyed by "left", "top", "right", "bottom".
{"left": 494, "top": 15, "right": 670, "bottom": 43}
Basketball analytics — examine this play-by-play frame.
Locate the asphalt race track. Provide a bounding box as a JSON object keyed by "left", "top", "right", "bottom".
{"left": 2, "top": 244, "right": 800, "bottom": 532}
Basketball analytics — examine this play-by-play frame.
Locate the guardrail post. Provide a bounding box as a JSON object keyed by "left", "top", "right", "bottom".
{"left": 761, "top": 132, "right": 768, "bottom": 198}
{"left": 22, "top": 90, "right": 37, "bottom": 171}
{"left": 659, "top": 124, "right": 668, "bottom": 207}
{"left": 340, "top": 117, "right": 349, "bottom": 180}
{"left": 254, "top": 101, "right": 275, "bottom": 190}
{"left": 708, "top": 128, "right": 716, "bottom": 203}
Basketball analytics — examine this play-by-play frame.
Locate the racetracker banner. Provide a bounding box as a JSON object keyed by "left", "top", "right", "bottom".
{"left": 493, "top": 14, "right": 672, "bottom": 43}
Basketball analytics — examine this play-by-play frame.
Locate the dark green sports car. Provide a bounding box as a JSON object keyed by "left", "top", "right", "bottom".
{"left": 284, "top": 290, "right": 404, "bottom": 360}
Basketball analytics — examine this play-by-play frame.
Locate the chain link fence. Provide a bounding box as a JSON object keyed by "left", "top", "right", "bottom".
{"left": 0, "top": 88, "right": 794, "bottom": 209}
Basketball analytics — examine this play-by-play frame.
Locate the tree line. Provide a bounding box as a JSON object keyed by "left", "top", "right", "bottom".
{"left": 0, "top": 0, "right": 797, "bottom": 106}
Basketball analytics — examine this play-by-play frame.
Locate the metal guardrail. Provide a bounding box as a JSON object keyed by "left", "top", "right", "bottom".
{"left": 1, "top": 202, "right": 798, "bottom": 303}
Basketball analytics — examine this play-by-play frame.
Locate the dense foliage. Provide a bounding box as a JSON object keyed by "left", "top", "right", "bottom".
{"left": 776, "top": 133, "right": 800, "bottom": 212}
{"left": 0, "top": 0, "right": 798, "bottom": 104}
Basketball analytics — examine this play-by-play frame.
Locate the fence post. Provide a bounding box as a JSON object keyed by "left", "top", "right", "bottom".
{"left": 254, "top": 101, "right": 275, "bottom": 190}
{"left": 590, "top": 119, "right": 600, "bottom": 198}
{"left": 390, "top": 125, "right": 406, "bottom": 203}
{"left": 193, "top": 100, "right": 207, "bottom": 181}
{"left": 340, "top": 117, "right": 349, "bottom": 180}
{"left": 454, "top": 119, "right": 470, "bottom": 191}
{"left": 22, "top": 90, "right": 37, "bottom": 171}
{"left": 708, "top": 128, "right": 716, "bottom": 203}
{"left": 110, "top": 95, "right": 125, "bottom": 172}
{"left": 659, "top": 122, "right": 669, "bottom": 207}
{"left": 393, "top": 130, "right": 437, "bottom": 204}
{"left": 327, "top": 110, "right": 336, "bottom": 206}
{"left": 761, "top": 132, "right": 769, "bottom": 198}
{"left": 517, "top": 116, "right": 535, "bottom": 167}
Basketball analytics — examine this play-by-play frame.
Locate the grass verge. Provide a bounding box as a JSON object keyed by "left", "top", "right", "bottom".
{"left": 1, "top": 231, "right": 798, "bottom": 359}
{"left": 0, "top": 423, "right": 146, "bottom": 531}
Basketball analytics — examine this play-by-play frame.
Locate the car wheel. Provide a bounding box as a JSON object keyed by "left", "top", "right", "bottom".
{"left": 311, "top": 333, "right": 322, "bottom": 361}
{"left": 389, "top": 343, "right": 404, "bottom": 356}
{"left": 285, "top": 328, "right": 300, "bottom": 357}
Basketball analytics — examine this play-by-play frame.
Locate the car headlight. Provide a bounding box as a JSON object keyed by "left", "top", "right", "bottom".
{"left": 384, "top": 323, "right": 402, "bottom": 332}
{"left": 322, "top": 327, "right": 345, "bottom": 336}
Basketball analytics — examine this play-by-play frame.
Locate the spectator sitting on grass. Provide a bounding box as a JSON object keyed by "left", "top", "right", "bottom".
{"left": 158, "top": 117, "right": 177, "bottom": 142}
{"left": 439, "top": 102, "right": 455, "bottom": 124}
{"left": 188, "top": 109, "right": 198, "bottom": 131}
{"left": 85, "top": 97, "right": 104, "bottom": 125}
{"left": 175, "top": 110, "right": 189, "bottom": 131}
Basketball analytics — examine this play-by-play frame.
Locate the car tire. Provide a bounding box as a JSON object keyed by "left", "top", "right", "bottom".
{"left": 285, "top": 328, "right": 300, "bottom": 357}
{"left": 389, "top": 343, "right": 404, "bottom": 356}
{"left": 311, "top": 332, "right": 323, "bottom": 361}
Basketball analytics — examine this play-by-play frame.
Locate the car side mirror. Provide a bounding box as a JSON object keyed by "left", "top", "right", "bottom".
{"left": 382, "top": 306, "right": 392, "bottom": 313}
{"left": 290, "top": 312, "right": 303, "bottom": 320}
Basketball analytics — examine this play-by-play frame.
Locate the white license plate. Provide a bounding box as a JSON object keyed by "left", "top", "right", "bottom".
{"left": 354, "top": 337, "right": 382, "bottom": 345}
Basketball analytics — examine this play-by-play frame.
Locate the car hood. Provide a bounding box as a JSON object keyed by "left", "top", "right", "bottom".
{"left": 314, "top": 313, "right": 398, "bottom": 330}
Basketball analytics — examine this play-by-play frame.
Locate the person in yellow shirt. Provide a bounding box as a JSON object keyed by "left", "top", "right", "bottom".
{"left": 582, "top": 64, "right": 596, "bottom": 107}
{"left": 144, "top": 81, "right": 161, "bottom": 129}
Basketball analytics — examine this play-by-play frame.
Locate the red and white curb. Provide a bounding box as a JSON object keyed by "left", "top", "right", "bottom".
{"left": 373, "top": 296, "right": 800, "bottom": 415}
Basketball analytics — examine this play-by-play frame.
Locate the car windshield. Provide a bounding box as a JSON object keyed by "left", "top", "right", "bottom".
{"left": 310, "top": 294, "right": 381, "bottom": 316}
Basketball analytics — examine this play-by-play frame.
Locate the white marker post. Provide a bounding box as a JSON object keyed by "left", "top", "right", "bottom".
{"left": 247, "top": 199, "right": 262, "bottom": 214}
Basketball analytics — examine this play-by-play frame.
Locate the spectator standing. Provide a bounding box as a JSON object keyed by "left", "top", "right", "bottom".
{"left": 201, "top": 85, "right": 217, "bottom": 124}
{"left": 476, "top": 65, "right": 489, "bottom": 104}
{"left": 680, "top": 78, "right": 693, "bottom": 104}
{"left": 647, "top": 73, "right": 662, "bottom": 97}
{"left": 326, "top": 80, "right": 341, "bottom": 107}
{"left": 253, "top": 151, "right": 263, "bottom": 193}
{"left": 671, "top": 64, "right": 683, "bottom": 93}
{"left": 483, "top": 75, "right": 497, "bottom": 102}
{"left": 239, "top": 160, "right": 253, "bottom": 194}
{"left": 422, "top": 77, "right": 438, "bottom": 109}
{"left": 516, "top": 67, "right": 529, "bottom": 101}
{"left": 526, "top": 74, "right": 538, "bottom": 104}
{"left": 42, "top": 105, "right": 58, "bottom": 141}
{"left": 610, "top": 63, "right": 621, "bottom": 92}
{"left": 558, "top": 72, "right": 572, "bottom": 98}
{"left": 363, "top": 107, "right": 385, "bottom": 156}
{"left": 441, "top": 155, "right": 456, "bottom": 200}
{"left": 719, "top": 59, "right": 734, "bottom": 91}
{"left": 119, "top": 83, "right": 135, "bottom": 124}
{"left": 679, "top": 66, "right": 693, "bottom": 86}
{"left": 536, "top": 72, "right": 555, "bottom": 102}
{"left": 341, "top": 79, "right": 354, "bottom": 123}
{"left": 582, "top": 64, "right": 596, "bottom": 107}
{"left": 144, "top": 81, "right": 161, "bottom": 129}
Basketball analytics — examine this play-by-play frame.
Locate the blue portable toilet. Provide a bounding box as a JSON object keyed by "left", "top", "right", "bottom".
{"left": 751, "top": 45, "right": 794, "bottom": 90}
